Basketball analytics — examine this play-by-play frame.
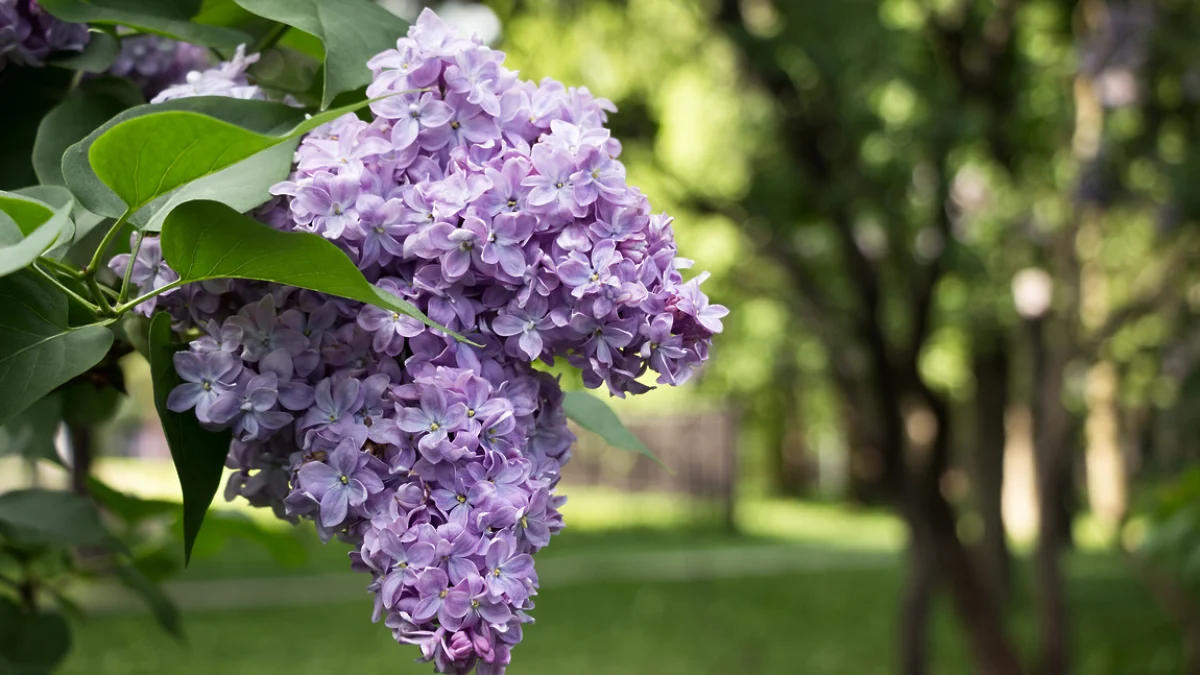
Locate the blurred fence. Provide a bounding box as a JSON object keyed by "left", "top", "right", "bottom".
{"left": 563, "top": 407, "right": 740, "bottom": 530}
{"left": 115, "top": 405, "right": 743, "bottom": 530}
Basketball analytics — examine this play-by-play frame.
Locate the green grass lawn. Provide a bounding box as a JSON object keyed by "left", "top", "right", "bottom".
{"left": 62, "top": 550, "right": 1180, "bottom": 675}
{"left": 40, "top": 460, "right": 1183, "bottom": 674}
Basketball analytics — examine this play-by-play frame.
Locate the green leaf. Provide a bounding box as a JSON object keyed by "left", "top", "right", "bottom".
{"left": 47, "top": 28, "right": 121, "bottom": 73}
{"left": 61, "top": 95, "right": 299, "bottom": 219}
{"left": 147, "top": 311, "right": 232, "bottom": 565}
{"left": 14, "top": 186, "right": 105, "bottom": 259}
{"left": 160, "top": 200, "right": 468, "bottom": 339}
{"left": 139, "top": 139, "right": 299, "bottom": 232}
{"left": 88, "top": 479, "right": 177, "bottom": 525}
{"left": 69, "top": 96, "right": 376, "bottom": 230}
{"left": 0, "top": 598, "right": 71, "bottom": 675}
{"left": 0, "top": 191, "right": 74, "bottom": 278}
{"left": 112, "top": 563, "right": 184, "bottom": 639}
{"left": 39, "top": 0, "right": 250, "bottom": 49}
{"left": 233, "top": 0, "right": 410, "bottom": 108}
{"left": 0, "top": 272, "right": 113, "bottom": 427}
{"left": 249, "top": 47, "right": 321, "bottom": 101}
{"left": 0, "top": 394, "right": 63, "bottom": 466}
{"left": 0, "top": 489, "right": 111, "bottom": 548}
{"left": 34, "top": 77, "right": 144, "bottom": 188}
{"left": 561, "top": 391, "right": 670, "bottom": 471}
{"left": 0, "top": 192, "right": 53, "bottom": 235}
{"left": 188, "top": 510, "right": 307, "bottom": 567}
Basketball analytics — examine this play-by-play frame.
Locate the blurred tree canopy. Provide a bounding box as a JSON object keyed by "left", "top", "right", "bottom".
{"left": 492, "top": 0, "right": 1200, "bottom": 673}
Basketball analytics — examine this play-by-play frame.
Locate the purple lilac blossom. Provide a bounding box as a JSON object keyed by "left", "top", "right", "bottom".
{"left": 107, "top": 34, "right": 211, "bottom": 99}
{"left": 118, "top": 9, "right": 725, "bottom": 675}
{"left": 0, "top": 0, "right": 87, "bottom": 70}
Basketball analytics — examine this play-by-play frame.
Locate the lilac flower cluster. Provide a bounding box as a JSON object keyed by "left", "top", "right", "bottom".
{"left": 0, "top": 0, "right": 87, "bottom": 70}
{"left": 150, "top": 44, "right": 264, "bottom": 103}
{"left": 108, "top": 34, "right": 211, "bottom": 99}
{"left": 110, "top": 9, "right": 725, "bottom": 674}
{"left": 0, "top": 0, "right": 212, "bottom": 101}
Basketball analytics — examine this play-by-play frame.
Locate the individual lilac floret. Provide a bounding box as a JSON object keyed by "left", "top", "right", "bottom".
{"left": 296, "top": 437, "right": 384, "bottom": 527}
{"left": 166, "top": 350, "right": 241, "bottom": 425}
{"left": 141, "top": 8, "right": 726, "bottom": 675}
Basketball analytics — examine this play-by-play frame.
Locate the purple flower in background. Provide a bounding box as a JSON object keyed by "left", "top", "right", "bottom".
{"left": 0, "top": 0, "right": 87, "bottom": 69}
{"left": 193, "top": 319, "right": 243, "bottom": 355}
{"left": 152, "top": 45, "right": 264, "bottom": 102}
{"left": 107, "top": 35, "right": 211, "bottom": 98}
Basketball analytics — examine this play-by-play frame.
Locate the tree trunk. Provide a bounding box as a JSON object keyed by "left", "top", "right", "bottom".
{"left": 766, "top": 359, "right": 808, "bottom": 496}
{"left": 1084, "top": 360, "right": 1127, "bottom": 532}
{"left": 972, "top": 347, "right": 1012, "bottom": 607}
{"left": 900, "top": 537, "right": 936, "bottom": 675}
{"left": 1030, "top": 317, "right": 1072, "bottom": 675}
{"left": 918, "top": 416, "right": 1025, "bottom": 675}
{"left": 69, "top": 423, "right": 92, "bottom": 496}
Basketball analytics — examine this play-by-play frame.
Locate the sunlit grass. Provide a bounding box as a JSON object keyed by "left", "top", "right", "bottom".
{"left": 61, "top": 548, "right": 1179, "bottom": 675}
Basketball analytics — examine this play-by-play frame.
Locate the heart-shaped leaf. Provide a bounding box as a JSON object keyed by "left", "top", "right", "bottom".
{"left": 0, "top": 191, "right": 74, "bottom": 277}
{"left": 233, "top": 0, "right": 409, "bottom": 108}
{"left": 34, "top": 77, "right": 144, "bottom": 188}
{"left": 64, "top": 96, "right": 305, "bottom": 220}
{"left": 14, "top": 186, "right": 105, "bottom": 259}
{"left": 160, "top": 200, "right": 469, "bottom": 339}
{"left": 0, "top": 271, "right": 113, "bottom": 427}
{"left": 69, "top": 96, "right": 380, "bottom": 230}
{"left": 147, "top": 311, "right": 233, "bottom": 565}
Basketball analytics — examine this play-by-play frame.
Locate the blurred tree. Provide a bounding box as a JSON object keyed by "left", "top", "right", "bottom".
{"left": 492, "top": 0, "right": 1200, "bottom": 673}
